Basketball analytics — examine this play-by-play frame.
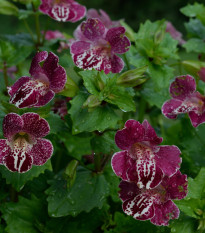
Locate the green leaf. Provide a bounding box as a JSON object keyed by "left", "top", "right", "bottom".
{"left": 135, "top": 20, "right": 178, "bottom": 64}
{"left": 183, "top": 38, "right": 205, "bottom": 53}
{"left": 1, "top": 195, "right": 47, "bottom": 233}
{"left": 18, "top": 9, "right": 34, "bottom": 20}
{"left": 58, "top": 131, "right": 92, "bottom": 160}
{"left": 45, "top": 113, "right": 68, "bottom": 134}
{"left": 170, "top": 215, "right": 198, "bottom": 233}
{"left": 46, "top": 166, "right": 109, "bottom": 217}
{"left": 185, "top": 19, "right": 205, "bottom": 39}
{"left": 0, "top": 0, "right": 18, "bottom": 16}
{"left": 0, "top": 34, "right": 34, "bottom": 67}
{"left": 180, "top": 3, "right": 205, "bottom": 24}
{"left": 59, "top": 76, "right": 79, "bottom": 98}
{"left": 69, "top": 91, "right": 120, "bottom": 134}
{"left": 187, "top": 168, "right": 205, "bottom": 199}
{"left": 0, "top": 160, "right": 52, "bottom": 191}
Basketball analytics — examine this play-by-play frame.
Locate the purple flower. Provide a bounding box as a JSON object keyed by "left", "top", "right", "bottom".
{"left": 87, "top": 9, "right": 120, "bottom": 29}
{"left": 111, "top": 120, "right": 181, "bottom": 189}
{"left": 166, "top": 22, "right": 185, "bottom": 46}
{"left": 119, "top": 171, "right": 187, "bottom": 226}
{"left": 0, "top": 113, "right": 53, "bottom": 173}
{"left": 8, "top": 51, "right": 67, "bottom": 109}
{"left": 162, "top": 75, "right": 205, "bottom": 127}
{"left": 70, "top": 18, "right": 131, "bottom": 74}
{"left": 39, "top": 0, "right": 86, "bottom": 22}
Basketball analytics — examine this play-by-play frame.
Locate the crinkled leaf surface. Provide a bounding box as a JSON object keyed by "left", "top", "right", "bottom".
{"left": 0, "top": 160, "right": 52, "bottom": 191}
{"left": 46, "top": 166, "right": 109, "bottom": 217}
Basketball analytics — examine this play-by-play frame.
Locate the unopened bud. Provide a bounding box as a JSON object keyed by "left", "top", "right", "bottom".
{"left": 64, "top": 160, "right": 79, "bottom": 189}
{"left": 83, "top": 95, "right": 101, "bottom": 109}
{"left": 117, "top": 66, "right": 148, "bottom": 87}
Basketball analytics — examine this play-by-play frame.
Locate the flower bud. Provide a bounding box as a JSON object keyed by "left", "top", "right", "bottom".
{"left": 117, "top": 66, "right": 148, "bottom": 87}
{"left": 64, "top": 160, "right": 79, "bottom": 189}
{"left": 83, "top": 95, "right": 101, "bottom": 109}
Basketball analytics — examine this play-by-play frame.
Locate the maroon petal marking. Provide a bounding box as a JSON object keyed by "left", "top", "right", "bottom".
{"left": 151, "top": 201, "right": 180, "bottom": 226}
{"left": 142, "top": 120, "right": 163, "bottom": 145}
{"left": 3, "top": 113, "right": 23, "bottom": 139}
{"left": 3, "top": 138, "right": 33, "bottom": 173}
{"left": 34, "top": 90, "right": 55, "bottom": 107}
{"left": 189, "top": 111, "right": 205, "bottom": 127}
{"left": 42, "top": 52, "right": 67, "bottom": 93}
{"left": 106, "top": 27, "right": 130, "bottom": 54}
{"left": 111, "top": 151, "right": 134, "bottom": 181}
{"left": 81, "top": 18, "right": 105, "bottom": 41}
{"left": 8, "top": 76, "right": 31, "bottom": 97}
{"left": 30, "top": 139, "right": 53, "bottom": 166}
{"left": 9, "top": 80, "right": 49, "bottom": 108}
{"left": 21, "top": 113, "right": 50, "bottom": 138}
{"left": 154, "top": 145, "right": 181, "bottom": 177}
{"left": 29, "top": 51, "right": 48, "bottom": 78}
{"left": 110, "top": 54, "right": 124, "bottom": 74}
{"left": 123, "top": 193, "right": 155, "bottom": 220}
{"left": 162, "top": 99, "right": 183, "bottom": 119}
{"left": 136, "top": 158, "right": 163, "bottom": 189}
{"left": 162, "top": 171, "right": 188, "bottom": 200}
{"left": 0, "top": 139, "right": 11, "bottom": 163}
{"left": 119, "top": 180, "right": 141, "bottom": 202}
{"left": 115, "top": 120, "right": 145, "bottom": 150}
{"left": 170, "top": 75, "right": 196, "bottom": 100}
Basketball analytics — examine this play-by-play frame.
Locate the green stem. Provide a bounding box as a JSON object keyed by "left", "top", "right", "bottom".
{"left": 138, "top": 97, "right": 146, "bottom": 123}
{"left": 123, "top": 53, "right": 130, "bottom": 70}
{"left": 10, "top": 186, "right": 17, "bottom": 202}
{"left": 3, "top": 62, "right": 9, "bottom": 88}
{"left": 32, "top": 3, "right": 41, "bottom": 48}
{"left": 94, "top": 153, "right": 101, "bottom": 173}
{"left": 23, "top": 19, "right": 35, "bottom": 43}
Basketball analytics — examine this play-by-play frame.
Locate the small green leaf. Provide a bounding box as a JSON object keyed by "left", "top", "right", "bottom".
{"left": 0, "top": 0, "right": 18, "bottom": 16}
{"left": 60, "top": 76, "right": 79, "bottom": 98}
{"left": 180, "top": 3, "right": 205, "bottom": 24}
{"left": 0, "top": 161, "right": 52, "bottom": 192}
{"left": 46, "top": 166, "right": 109, "bottom": 217}
{"left": 185, "top": 19, "right": 205, "bottom": 39}
{"left": 69, "top": 91, "right": 120, "bottom": 134}
{"left": 183, "top": 39, "right": 205, "bottom": 53}
{"left": 1, "top": 195, "right": 47, "bottom": 233}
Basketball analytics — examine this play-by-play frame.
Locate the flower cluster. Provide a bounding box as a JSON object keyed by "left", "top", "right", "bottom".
{"left": 8, "top": 51, "right": 67, "bottom": 109}
{"left": 0, "top": 113, "right": 53, "bottom": 173}
{"left": 111, "top": 119, "right": 187, "bottom": 226}
{"left": 162, "top": 75, "right": 205, "bottom": 127}
{"left": 70, "top": 18, "right": 131, "bottom": 74}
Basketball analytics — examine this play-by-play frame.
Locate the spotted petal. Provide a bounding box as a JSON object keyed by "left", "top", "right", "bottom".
{"left": 8, "top": 76, "right": 31, "bottom": 97}
{"left": 0, "top": 139, "right": 11, "bottom": 163}
{"left": 115, "top": 120, "right": 145, "bottom": 150}
{"left": 123, "top": 193, "right": 155, "bottom": 220}
{"left": 170, "top": 75, "right": 196, "bottom": 100}
{"left": 119, "top": 180, "right": 141, "bottom": 202}
{"left": 30, "top": 139, "right": 53, "bottom": 165}
{"left": 151, "top": 201, "right": 180, "bottom": 226}
{"left": 111, "top": 151, "right": 134, "bottom": 181}
{"left": 21, "top": 113, "right": 50, "bottom": 138}
{"left": 162, "top": 171, "right": 188, "bottom": 200}
{"left": 189, "top": 111, "right": 205, "bottom": 128}
{"left": 106, "top": 27, "right": 130, "bottom": 54}
{"left": 154, "top": 145, "right": 181, "bottom": 177}
{"left": 3, "top": 113, "right": 23, "bottom": 140}
{"left": 81, "top": 18, "right": 105, "bottom": 41}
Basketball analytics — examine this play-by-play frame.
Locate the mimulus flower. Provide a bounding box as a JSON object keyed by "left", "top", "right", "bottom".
{"left": 162, "top": 75, "right": 205, "bottom": 127}
{"left": 44, "top": 30, "right": 65, "bottom": 40}
{"left": 111, "top": 120, "right": 181, "bottom": 189}
{"left": 119, "top": 171, "right": 187, "bottom": 226}
{"left": 8, "top": 51, "right": 67, "bottom": 108}
{"left": 39, "top": 0, "right": 86, "bottom": 22}
{"left": 0, "top": 113, "right": 53, "bottom": 173}
{"left": 70, "top": 18, "right": 131, "bottom": 74}
{"left": 87, "top": 9, "right": 120, "bottom": 29}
